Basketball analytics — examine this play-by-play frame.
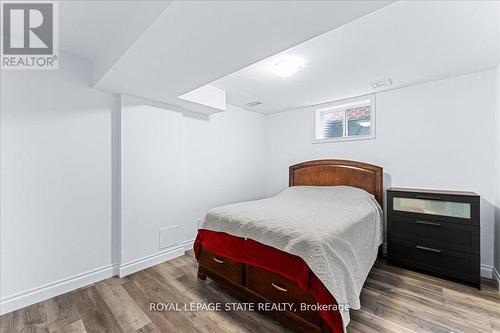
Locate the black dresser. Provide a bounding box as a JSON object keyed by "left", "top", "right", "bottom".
{"left": 387, "top": 188, "right": 480, "bottom": 288}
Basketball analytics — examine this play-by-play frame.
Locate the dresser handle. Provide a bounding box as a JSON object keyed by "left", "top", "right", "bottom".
{"left": 212, "top": 257, "right": 224, "bottom": 264}
{"left": 415, "top": 195, "right": 441, "bottom": 200}
{"left": 416, "top": 220, "right": 441, "bottom": 227}
{"left": 271, "top": 283, "right": 288, "bottom": 292}
{"left": 416, "top": 245, "right": 442, "bottom": 253}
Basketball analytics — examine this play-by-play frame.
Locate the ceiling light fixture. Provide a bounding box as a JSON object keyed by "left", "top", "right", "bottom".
{"left": 271, "top": 58, "right": 303, "bottom": 77}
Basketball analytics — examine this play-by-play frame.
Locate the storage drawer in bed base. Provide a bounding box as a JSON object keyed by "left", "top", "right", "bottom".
{"left": 197, "top": 248, "right": 332, "bottom": 333}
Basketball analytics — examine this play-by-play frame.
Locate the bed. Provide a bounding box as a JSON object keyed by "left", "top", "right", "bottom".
{"left": 194, "top": 160, "right": 383, "bottom": 332}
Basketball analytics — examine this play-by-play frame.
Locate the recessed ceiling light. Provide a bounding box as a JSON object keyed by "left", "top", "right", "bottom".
{"left": 271, "top": 58, "right": 303, "bottom": 77}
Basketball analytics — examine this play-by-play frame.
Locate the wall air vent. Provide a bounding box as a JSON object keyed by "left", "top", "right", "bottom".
{"left": 370, "top": 78, "right": 392, "bottom": 89}
{"left": 246, "top": 101, "right": 262, "bottom": 107}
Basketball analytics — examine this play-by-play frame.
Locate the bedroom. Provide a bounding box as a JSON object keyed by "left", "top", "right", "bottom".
{"left": 0, "top": 0, "right": 499, "bottom": 332}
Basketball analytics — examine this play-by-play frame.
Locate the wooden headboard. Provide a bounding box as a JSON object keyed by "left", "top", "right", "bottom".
{"left": 289, "top": 159, "right": 383, "bottom": 205}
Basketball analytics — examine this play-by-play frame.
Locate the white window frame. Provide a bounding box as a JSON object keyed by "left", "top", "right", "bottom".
{"left": 312, "top": 94, "right": 376, "bottom": 144}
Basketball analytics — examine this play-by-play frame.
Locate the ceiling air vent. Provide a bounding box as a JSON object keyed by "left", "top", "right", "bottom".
{"left": 246, "top": 101, "right": 262, "bottom": 107}
{"left": 370, "top": 78, "right": 392, "bottom": 89}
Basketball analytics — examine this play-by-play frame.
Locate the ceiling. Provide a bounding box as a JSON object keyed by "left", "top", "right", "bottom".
{"left": 60, "top": 1, "right": 171, "bottom": 82}
{"left": 91, "top": 0, "right": 393, "bottom": 114}
{"left": 59, "top": 1, "right": 499, "bottom": 115}
{"left": 212, "top": 1, "right": 500, "bottom": 114}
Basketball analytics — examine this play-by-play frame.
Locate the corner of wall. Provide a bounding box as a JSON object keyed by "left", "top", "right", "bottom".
{"left": 111, "top": 93, "right": 122, "bottom": 276}
{"left": 494, "top": 62, "right": 500, "bottom": 288}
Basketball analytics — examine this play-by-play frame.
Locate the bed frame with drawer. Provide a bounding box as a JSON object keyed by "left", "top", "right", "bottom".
{"left": 196, "top": 159, "right": 383, "bottom": 332}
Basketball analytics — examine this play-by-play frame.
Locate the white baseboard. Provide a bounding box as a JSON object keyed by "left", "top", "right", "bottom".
{"left": 1, "top": 239, "right": 196, "bottom": 315}
{"left": 119, "top": 241, "right": 193, "bottom": 277}
{"left": 0, "top": 264, "right": 115, "bottom": 316}
{"left": 492, "top": 267, "right": 500, "bottom": 291}
{"left": 181, "top": 238, "right": 195, "bottom": 252}
{"left": 480, "top": 264, "right": 496, "bottom": 279}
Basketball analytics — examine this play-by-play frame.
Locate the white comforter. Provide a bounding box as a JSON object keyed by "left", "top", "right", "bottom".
{"left": 201, "top": 186, "right": 383, "bottom": 327}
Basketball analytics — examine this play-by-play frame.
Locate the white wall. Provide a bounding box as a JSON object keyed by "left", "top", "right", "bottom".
{"left": 495, "top": 63, "right": 500, "bottom": 280}
{"left": 264, "top": 70, "right": 497, "bottom": 271}
{"left": 119, "top": 97, "right": 266, "bottom": 275}
{"left": 0, "top": 53, "right": 117, "bottom": 314}
{"left": 119, "top": 95, "right": 183, "bottom": 273}
{"left": 181, "top": 105, "right": 266, "bottom": 241}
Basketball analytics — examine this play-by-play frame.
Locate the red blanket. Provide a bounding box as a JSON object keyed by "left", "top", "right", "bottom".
{"left": 194, "top": 229, "right": 344, "bottom": 332}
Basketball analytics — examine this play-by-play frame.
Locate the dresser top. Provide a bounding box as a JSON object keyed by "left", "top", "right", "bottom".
{"left": 387, "top": 187, "right": 479, "bottom": 197}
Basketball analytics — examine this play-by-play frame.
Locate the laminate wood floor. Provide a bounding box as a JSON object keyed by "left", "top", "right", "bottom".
{"left": 1, "top": 251, "right": 499, "bottom": 333}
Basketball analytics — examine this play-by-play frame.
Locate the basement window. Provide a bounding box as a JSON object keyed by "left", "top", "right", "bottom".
{"left": 314, "top": 94, "right": 375, "bottom": 143}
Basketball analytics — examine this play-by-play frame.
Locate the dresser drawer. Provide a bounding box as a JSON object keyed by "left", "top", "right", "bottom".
{"left": 248, "top": 266, "right": 321, "bottom": 325}
{"left": 388, "top": 216, "right": 479, "bottom": 254}
{"left": 388, "top": 190, "right": 479, "bottom": 225}
{"left": 388, "top": 239, "right": 480, "bottom": 285}
{"left": 198, "top": 248, "right": 244, "bottom": 284}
